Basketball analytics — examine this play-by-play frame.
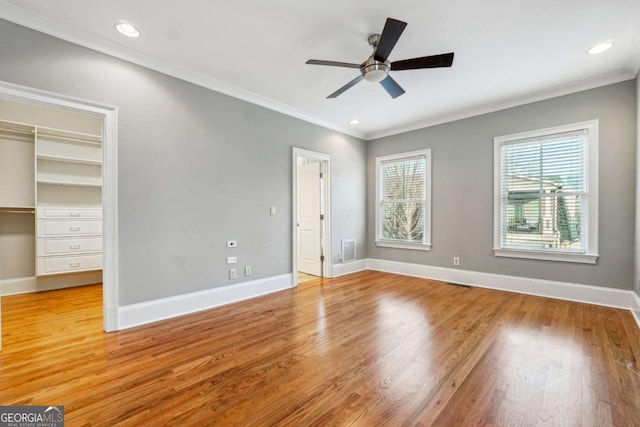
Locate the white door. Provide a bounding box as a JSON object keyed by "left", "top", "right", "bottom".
{"left": 297, "top": 161, "right": 322, "bottom": 276}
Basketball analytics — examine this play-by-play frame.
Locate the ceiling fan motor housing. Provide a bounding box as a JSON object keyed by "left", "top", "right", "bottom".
{"left": 362, "top": 56, "right": 390, "bottom": 82}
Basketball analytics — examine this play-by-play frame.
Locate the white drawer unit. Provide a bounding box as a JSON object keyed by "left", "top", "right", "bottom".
{"left": 37, "top": 219, "right": 102, "bottom": 237}
{"left": 35, "top": 205, "right": 103, "bottom": 276}
{"left": 34, "top": 126, "right": 103, "bottom": 276}
{"left": 37, "top": 254, "right": 102, "bottom": 275}
{"left": 37, "top": 207, "right": 102, "bottom": 218}
{"left": 37, "top": 237, "right": 102, "bottom": 256}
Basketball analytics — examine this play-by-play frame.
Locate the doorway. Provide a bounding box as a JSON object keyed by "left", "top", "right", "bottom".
{"left": 292, "top": 148, "right": 331, "bottom": 285}
{"left": 0, "top": 81, "right": 118, "bottom": 351}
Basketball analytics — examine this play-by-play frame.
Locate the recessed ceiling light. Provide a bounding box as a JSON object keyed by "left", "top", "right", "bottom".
{"left": 349, "top": 119, "right": 360, "bottom": 125}
{"left": 587, "top": 41, "right": 614, "bottom": 55}
{"left": 115, "top": 21, "right": 141, "bottom": 38}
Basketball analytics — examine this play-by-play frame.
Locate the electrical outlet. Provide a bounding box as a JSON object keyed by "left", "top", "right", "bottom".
{"left": 227, "top": 256, "right": 237, "bottom": 264}
{"left": 453, "top": 257, "right": 460, "bottom": 266}
{"left": 245, "top": 265, "right": 252, "bottom": 276}
{"left": 229, "top": 268, "right": 237, "bottom": 279}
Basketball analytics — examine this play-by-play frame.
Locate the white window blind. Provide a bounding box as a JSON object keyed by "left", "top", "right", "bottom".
{"left": 378, "top": 152, "right": 428, "bottom": 245}
{"left": 494, "top": 120, "right": 598, "bottom": 264}
{"left": 500, "top": 132, "right": 586, "bottom": 252}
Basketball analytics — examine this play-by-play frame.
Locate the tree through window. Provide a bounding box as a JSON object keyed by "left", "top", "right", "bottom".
{"left": 376, "top": 150, "right": 431, "bottom": 250}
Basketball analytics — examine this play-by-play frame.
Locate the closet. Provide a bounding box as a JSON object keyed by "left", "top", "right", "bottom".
{"left": 0, "top": 99, "right": 103, "bottom": 293}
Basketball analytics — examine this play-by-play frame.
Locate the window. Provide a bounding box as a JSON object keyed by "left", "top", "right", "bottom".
{"left": 493, "top": 120, "right": 598, "bottom": 263}
{"left": 375, "top": 149, "right": 431, "bottom": 250}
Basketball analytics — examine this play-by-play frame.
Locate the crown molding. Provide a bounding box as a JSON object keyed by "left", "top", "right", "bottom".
{"left": 0, "top": 1, "right": 635, "bottom": 142}
{"left": 365, "top": 70, "right": 635, "bottom": 140}
{"left": 0, "top": 1, "right": 367, "bottom": 140}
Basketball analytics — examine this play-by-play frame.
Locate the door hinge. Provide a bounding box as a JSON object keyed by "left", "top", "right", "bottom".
{"left": 320, "top": 255, "right": 325, "bottom": 262}
{"left": 320, "top": 214, "right": 324, "bottom": 220}
{"left": 320, "top": 172, "right": 323, "bottom": 178}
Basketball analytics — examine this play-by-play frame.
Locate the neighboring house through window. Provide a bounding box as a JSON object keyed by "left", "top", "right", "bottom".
{"left": 493, "top": 120, "right": 599, "bottom": 264}
{"left": 375, "top": 149, "right": 431, "bottom": 250}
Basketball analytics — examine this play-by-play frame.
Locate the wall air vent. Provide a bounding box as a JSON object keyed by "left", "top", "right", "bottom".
{"left": 341, "top": 239, "right": 356, "bottom": 263}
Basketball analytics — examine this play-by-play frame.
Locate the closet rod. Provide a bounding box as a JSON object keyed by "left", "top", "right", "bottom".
{"left": 0, "top": 124, "right": 34, "bottom": 135}
{"left": 0, "top": 209, "right": 35, "bottom": 214}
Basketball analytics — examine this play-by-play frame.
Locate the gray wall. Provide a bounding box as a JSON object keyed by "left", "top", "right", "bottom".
{"left": 0, "top": 17, "right": 635, "bottom": 304}
{"left": 636, "top": 73, "right": 640, "bottom": 298}
{"left": 367, "top": 80, "right": 636, "bottom": 290}
{"left": 0, "top": 20, "right": 366, "bottom": 305}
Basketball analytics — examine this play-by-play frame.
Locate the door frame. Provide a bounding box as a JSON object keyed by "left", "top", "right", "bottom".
{"left": 292, "top": 148, "right": 332, "bottom": 285}
{"left": 0, "top": 80, "right": 119, "bottom": 332}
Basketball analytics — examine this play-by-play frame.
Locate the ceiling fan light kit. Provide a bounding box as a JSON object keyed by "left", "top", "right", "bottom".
{"left": 306, "top": 17, "right": 454, "bottom": 99}
{"left": 362, "top": 60, "right": 389, "bottom": 83}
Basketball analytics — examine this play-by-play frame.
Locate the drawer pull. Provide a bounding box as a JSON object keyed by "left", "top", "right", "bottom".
{"left": 69, "top": 227, "right": 81, "bottom": 232}
{"left": 69, "top": 262, "right": 81, "bottom": 268}
{"left": 69, "top": 212, "right": 81, "bottom": 217}
{"left": 69, "top": 244, "right": 81, "bottom": 250}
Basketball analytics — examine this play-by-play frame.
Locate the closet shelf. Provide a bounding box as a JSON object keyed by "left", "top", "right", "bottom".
{"left": 37, "top": 154, "right": 102, "bottom": 166}
{"left": 37, "top": 179, "right": 102, "bottom": 188}
{"left": 37, "top": 126, "right": 101, "bottom": 144}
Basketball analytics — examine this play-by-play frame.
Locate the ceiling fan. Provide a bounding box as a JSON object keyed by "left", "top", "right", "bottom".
{"left": 306, "top": 18, "right": 454, "bottom": 99}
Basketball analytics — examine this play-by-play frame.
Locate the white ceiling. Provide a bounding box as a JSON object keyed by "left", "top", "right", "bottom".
{"left": 0, "top": 0, "right": 638, "bottom": 140}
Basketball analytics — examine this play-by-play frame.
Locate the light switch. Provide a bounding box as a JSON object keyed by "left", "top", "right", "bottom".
{"left": 270, "top": 206, "right": 276, "bottom": 216}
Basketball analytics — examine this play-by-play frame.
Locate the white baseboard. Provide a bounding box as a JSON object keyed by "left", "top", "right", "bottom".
{"left": 366, "top": 258, "right": 633, "bottom": 310}
{"left": 118, "top": 274, "right": 293, "bottom": 330}
{"left": 332, "top": 259, "right": 368, "bottom": 277}
{"left": 632, "top": 292, "right": 640, "bottom": 330}
{"left": 1, "top": 271, "right": 103, "bottom": 296}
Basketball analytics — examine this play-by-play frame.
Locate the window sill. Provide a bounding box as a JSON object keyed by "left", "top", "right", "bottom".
{"left": 493, "top": 248, "right": 598, "bottom": 264}
{"left": 375, "top": 241, "right": 431, "bottom": 251}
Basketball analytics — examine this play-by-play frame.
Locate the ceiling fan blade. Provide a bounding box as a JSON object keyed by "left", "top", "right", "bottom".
{"left": 391, "top": 52, "right": 455, "bottom": 71}
{"left": 374, "top": 18, "right": 407, "bottom": 62}
{"left": 380, "top": 75, "right": 405, "bottom": 99}
{"left": 327, "top": 75, "right": 365, "bottom": 98}
{"left": 306, "top": 60, "right": 361, "bottom": 69}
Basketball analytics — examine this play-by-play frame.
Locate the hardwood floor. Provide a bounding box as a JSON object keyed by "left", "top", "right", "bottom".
{"left": 297, "top": 272, "right": 319, "bottom": 283}
{"left": 1, "top": 271, "right": 639, "bottom": 426}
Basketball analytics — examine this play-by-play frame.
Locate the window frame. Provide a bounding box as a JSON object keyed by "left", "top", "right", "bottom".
{"left": 493, "top": 120, "right": 599, "bottom": 264}
{"left": 375, "top": 149, "right": 432, "bottom": 251}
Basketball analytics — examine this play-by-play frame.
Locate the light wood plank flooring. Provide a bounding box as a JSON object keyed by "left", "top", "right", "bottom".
{"left": 1, "top": 271, "right": 639, "bottom": 426}
{"left": 297, "top": 272, "right": 319, "bottom": 283}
